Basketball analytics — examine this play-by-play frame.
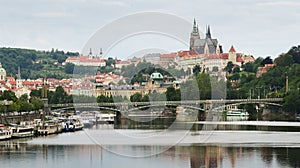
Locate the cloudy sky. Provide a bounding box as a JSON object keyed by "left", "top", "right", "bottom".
{"left": 1, "top": 0, "right": 299, "bottom": 59}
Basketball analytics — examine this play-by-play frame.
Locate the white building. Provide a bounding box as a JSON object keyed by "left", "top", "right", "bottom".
{"left": 65, "top": 56, "right": 106, "bottom": 67}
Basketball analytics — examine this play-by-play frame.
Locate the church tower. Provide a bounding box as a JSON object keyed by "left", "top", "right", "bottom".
{"left": 88, "top": 48, "right": 93, "bottom": 59}
{"left": 16, "top": 66, "right": 22, "bottom": 88}
{"left": 0, "top": 63, "right": 6, "bottom": 81}
{"left": 190, "top": 18, "right": 201, "bottom": 53}
{"left": 228, "top": 45, "right": 237, "bottom": 64}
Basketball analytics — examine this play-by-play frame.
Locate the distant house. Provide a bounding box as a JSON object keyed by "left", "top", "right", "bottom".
{"left": 256, "top": 64, "right": 275, "bottom": 77}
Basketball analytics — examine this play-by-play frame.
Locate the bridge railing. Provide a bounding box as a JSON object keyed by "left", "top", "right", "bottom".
{"left": 48, "top": 98, "right": 283, "bottom": 108}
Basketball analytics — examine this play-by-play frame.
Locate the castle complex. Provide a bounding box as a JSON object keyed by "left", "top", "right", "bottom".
{"left": 160, "top": 19, "right": 255, "bottom": 73}
{"left": 190, "top": 19, "right": 222, "bottom": 55}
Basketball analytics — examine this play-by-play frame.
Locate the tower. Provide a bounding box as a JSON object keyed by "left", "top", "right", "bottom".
{"left": 89, "top": 48, "right": 93, "bottom": 59}
{"left": 16, "top": 66, "right": 22, "bottom": 88}
{"left": 190, "top": 18, "right": 201, "bottom": 53}
{"left": 99, "top": 48, "right": 103, "bottom": 58}
{"left": 0, "top": 63, "right": 7, "bottom": 81}
{"left": 228, "top": 45, "right": 237, "bottom": 64}
{"left": 206, "top": 25, "right": 211, "bottom": 39}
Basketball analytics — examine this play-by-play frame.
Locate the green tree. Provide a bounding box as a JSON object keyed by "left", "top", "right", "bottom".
{"left": 196, "top": 73, "right": 211, "bottom": 99}
{"left": 19, "top": 94, "right": 28, "bottom": 102}
{"left": 97, "top": 95, "right": 109, "bottom": 103}
{"left": 106, "top": 57, "right": 116, "bottom": 67}
{"left": 30, "top": 89, "right": 42, "bottom": 98}
{"left": 29, "top": 97, "right": 44, "bottom": 110}
{"left": 166, "top": 86, "right": 181, "bottom": 101}
{"left": 287, "top": 45, "right": 300, "bottom": 63}
{"left": 260, "top": 56, "right": 273, "bottom": 66}
{"left": 224, "top": 61, "right": 234, "bottom": 73}
{"left": 274, "top": 54, "right": 294, "bottom": 67}
{"left": 283, "top": 90, "right": 300, "bottom": 114}
{"left": 64, "top": 62, "right": 75, "bottom": 74}
{"left": 48, "top": 86, "right": 69, "bottom": 104}
{"left": 193, "top": 64, "right": 202, "bottom": 74}
{"left": 232, "top": 67, "right": 241, "bottom": 73}
{"left": 242, "top": 62, "right": 255, "bottom": 73}
{"left": 130, "top": 93, "right": 143, "bottom": 102}
{"left": 0, "top": 90, "right": 17, "bottom": 102}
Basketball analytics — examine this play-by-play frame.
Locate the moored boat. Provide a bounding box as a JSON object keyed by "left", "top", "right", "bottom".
{"left": 10, "top": 122, "right": 34, "bottom": 138}
{"left": 96, "top": 113, "right": 115, "bottom": 124}
{"left": 60, "top": 117, "right": 84, "bottom": 132}
{"left": 34, "top": 119, "right": 63, "bottom": 135}
{"left": 226, "top": 109, "right": 249, "bottom": 121}
{"left": 226, "top": 109, "right": 249, "bottom": 116}
{"left": 0, "top": 124, "right": 12, "bottom": 140}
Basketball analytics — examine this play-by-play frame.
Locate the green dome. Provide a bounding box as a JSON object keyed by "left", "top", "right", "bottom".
{"left": 0, "top": 63, "right": 6, "bottom": 74}
{"left": 150, "top": 72, "right": 163, "bottom": 79}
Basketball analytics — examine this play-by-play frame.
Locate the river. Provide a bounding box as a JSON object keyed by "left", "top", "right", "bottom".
{"left": 1, "top": 122, "right": 300, "bottom": 168}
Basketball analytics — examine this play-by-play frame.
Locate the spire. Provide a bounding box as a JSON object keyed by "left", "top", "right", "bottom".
{"left": 206, "top": 25, "right": 211, "bottom": 38}
{"left": 17, "top": 66, "right": 21, "bottom": 79}
{"left": 229, "top": 45, "right": 236, "bottom": 52}
{"left": 192, "top": 18, "right": 199, "bottom": 34}
{"left": 100, "top": 48, "right": 103, "bottom": 56}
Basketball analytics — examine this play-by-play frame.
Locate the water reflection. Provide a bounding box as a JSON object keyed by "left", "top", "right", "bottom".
{"left": 1, "top": 140, "right": 300, "bottom": 168}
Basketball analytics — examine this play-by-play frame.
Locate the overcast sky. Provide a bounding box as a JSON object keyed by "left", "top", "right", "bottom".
{"left": 1, "top": 0, "right": 300, "bottom": 59}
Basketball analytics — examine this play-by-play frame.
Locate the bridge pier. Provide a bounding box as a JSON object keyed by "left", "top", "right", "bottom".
{"left": 115, "top": 105, "right": 129, "bottom": 126}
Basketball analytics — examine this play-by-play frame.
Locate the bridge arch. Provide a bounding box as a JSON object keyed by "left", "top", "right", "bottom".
{"left": 213, "top": 101, "right": 282, "bottom": 111}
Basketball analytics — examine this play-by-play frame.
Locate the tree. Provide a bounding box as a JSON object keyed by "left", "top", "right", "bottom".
{"left": 193, "top": 64, "right": 201, "bottom": 74}
{"left": 232, "top": 67, "right": 241, "bottom": 73}
{"left": 19, "top": 94, "right": 28, "bottom": 102}
{"left": 196, "top": 73, "right": 211, "bottom": 99}
{"left": 106, "top": 57, "right": 116, "bottom": 67}
{"left": 97, "top": 95, "right": 109, "bottom": 103}
{"left": 0, "top": 90, "right": 17, "bottom": 102}
{"left": 48, "top": 86, "right": 69, "bottom": 104}
{"left": 287, "top": 45, "right": 300, "bottom": 63}
{"left": 166, "top": 86, "right": 181, "bottom": 101}
{"left": 242, "top": 62, "right": 254, "bottom": 73}
{"left": 283, "top": 90, "right": 300, "bottom": 115}
{"left": 64, "top": 62, "right": 75, "bottom": 74}
{"left": 260, "top": 56, "right": 273, "bottom": 66}
{"left": 130, "top": 93, "right": 143, "bottom": 102}
{"left": 224, "top": 61, "right": 234, "bottom": 73}
{"left": 275, "top": 54, "right": 294, "bottom": 67}
{"left": 29, "top": 97, "right": 44, "bottom": 110}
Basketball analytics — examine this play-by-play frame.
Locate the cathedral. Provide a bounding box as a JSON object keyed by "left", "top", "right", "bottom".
{"left": 189, "top": 19, "right": 223, "bottom": 54}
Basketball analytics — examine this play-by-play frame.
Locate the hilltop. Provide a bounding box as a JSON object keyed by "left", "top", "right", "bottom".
{"left": 0, "top": 47, "right": 79, "bottom": 79}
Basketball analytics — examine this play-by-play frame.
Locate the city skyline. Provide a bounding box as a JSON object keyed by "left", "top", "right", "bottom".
{"left": 1, "top": 0, "right": 300, "bottom": 59}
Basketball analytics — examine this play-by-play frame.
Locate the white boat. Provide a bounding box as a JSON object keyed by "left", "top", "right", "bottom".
{"left": 226, "top": 109, "right": 249, "bottom": 121}
{"left": 96, "top": 113, "right": 115, "bottom": 124}
{"left": 0, "top": 124, "right": 12, "bottom": 140}
{"left": 226, "top": 109, "right": 249, "bottom": 116}
{"left": 60, "top": 117, "right": 84, "bottom": 132}
{"left": 11, "top": 125, "right": 34, "bottom": 138}
{"left": 34, "top": 119, "right": 62, "bottom": 135}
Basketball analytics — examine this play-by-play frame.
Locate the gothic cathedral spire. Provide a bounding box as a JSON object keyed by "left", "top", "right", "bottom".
{"left": 206, "top": 25, "right": 211, "bottom": 39}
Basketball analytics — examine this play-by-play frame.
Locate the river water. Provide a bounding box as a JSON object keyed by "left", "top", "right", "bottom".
{"left": 1, "top": 122, "right": 300, "bottom": 168}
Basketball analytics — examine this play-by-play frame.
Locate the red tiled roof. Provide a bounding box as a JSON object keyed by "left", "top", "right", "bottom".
{"left": 116, "top": 60, "right": 131, "bottom": 64}
{"left": 236, "top": 55, "right": 244, "bottom": 62}
{"left": 229, "top": 45, "right": 236, "bottom": 52}
{"left": 161, "top": 52, "right": 177, "bottom": 58}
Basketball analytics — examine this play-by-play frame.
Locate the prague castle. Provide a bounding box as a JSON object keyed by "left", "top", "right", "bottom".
{"left": 190, "top": 19, "right": 222, "bottom": 54}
